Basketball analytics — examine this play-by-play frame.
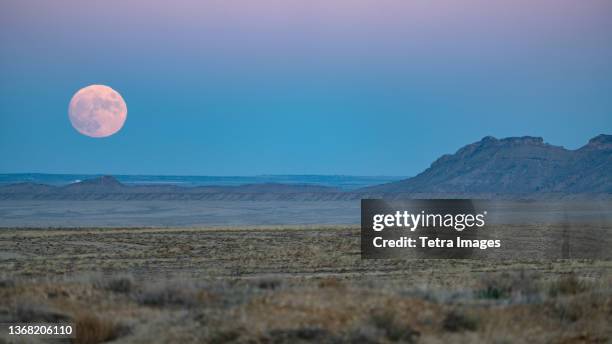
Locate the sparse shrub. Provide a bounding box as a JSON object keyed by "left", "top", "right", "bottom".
{"left": 318, "top": 277, "right": 345, "bottom": 289}
{"left": 209, "top": 328, "right": 242, "bottom": 343}
{"left": 104, "top": 275, "right": 134, "bottom": 294}
{"left": 266, "top": 327, "right": 332, "bottom": 342}
{"left": 74, "top": 313, "right": 129, "bottom": 344}
{"left": 47, "top": 288, "right": 70, "bottom": 299}
{"left": 551, "top": 298, "right": 584, "bottom": 323}
{"left": 92, "top": 274, "right": 134, "bottom": 294}
{"left": 442, "top": 310, "right": 478, "bottom": 332}
{"left": 476, "top": 271, "right": 539, "bottom": 301}
{"left": 14, "top": 302, "right": 71, "bottom": 322}
{"left": 256, "top": 278, "right": 282, "bottom": 290}
{"left": 345, "top": 325, "right": 385, "bottom": 344}
{"left": 135, "top": 281, "right": 200, "bottom": 307}
{"left": 370, "top": 309, "right": 420, "bottom": 343}
{"left": 477, "top": 285, "right": 506, "bottom": 300}
{"left": 0, "top": 278, "right": 15, "bottom": 289}
{"left": 548, "top": 274, "right": 586, "bottom": 297}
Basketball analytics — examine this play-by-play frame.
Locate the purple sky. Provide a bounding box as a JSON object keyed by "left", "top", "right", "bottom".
{"left": 1, "top": 0, "right": 611, "bottom": 175}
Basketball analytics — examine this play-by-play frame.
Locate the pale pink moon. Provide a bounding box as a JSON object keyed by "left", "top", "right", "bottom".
{"left": 68, "top": 85, "right": 127, "bottom": 138}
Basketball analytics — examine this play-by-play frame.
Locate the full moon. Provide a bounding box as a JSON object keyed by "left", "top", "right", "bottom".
{"left": 68, "top": 85, "right": 127, "bottom": 138}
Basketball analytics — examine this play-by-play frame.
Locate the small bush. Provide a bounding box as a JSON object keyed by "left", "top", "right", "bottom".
{"left": 135, "top": 281, "right": 200, "bottom": 307}
{"left": 256, "top": 278, "right": 282, "bottom": 290}
{"left": 345, "top": 325, "right": 385, "bottom": 344}
{"left": 93, "top": 274, "right": 135, "bottom": 294}
{"left": 266, "top": 327, "right": 331, "bottom": 342}
{"left": 74, "top": 314, "right": 128, "bottom": 344}
{"left": 552, "top": 298, "right": 584, "bottom": 323}
{"left": 442, "top": 310, "right": 478, "bottom": 332}
{"left": 476, "top": 271, "right": 538, "bottom": 300}
{"left": 47, "top": 289, "right": 70, "bottom": 299}
{"left": 209, "top": 328, "right": 242, "bottom": 343}
{"left": 549, "top": 274, "right": 586, "bottom": 297}
{"left": 318, "top": 277, "right": 345, "bottom": 289}
{"left": 476, "top": 286, "right": 506, "bottom": 300}
{"left": 104, "top": 275, "right": 134, "bottom": 294}
{"left": 370, "top": 310, "right": 420, "bottom": 343}
{"left": 0, "top": 278, "right": 15, "bottom": 289}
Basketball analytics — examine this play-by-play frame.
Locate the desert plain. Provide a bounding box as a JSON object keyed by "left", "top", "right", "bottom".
{"left": 1, "top": 223, "right": 611, "bottom": 343}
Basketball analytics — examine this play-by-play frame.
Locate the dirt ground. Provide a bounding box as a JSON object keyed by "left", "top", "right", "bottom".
{"left": 1, "top": 227, "right": 611, "bottom": 343}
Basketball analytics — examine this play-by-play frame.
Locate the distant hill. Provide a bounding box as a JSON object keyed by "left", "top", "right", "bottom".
{"left": 1, "top": 135, "right": 610, "bottom": 200}
{"left": 0, "top": 175, "right": 344, "bottom": 201}
{"left": 362, "top": 134, "right": 612, "bottom": 196}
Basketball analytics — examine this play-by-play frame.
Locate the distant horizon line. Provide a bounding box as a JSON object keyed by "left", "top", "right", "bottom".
{"left": 0, "top": 172, "right": 408, "bottom": 178}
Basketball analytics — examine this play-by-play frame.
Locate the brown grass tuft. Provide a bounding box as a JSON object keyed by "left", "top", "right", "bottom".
{"left": 369, "top": 309, "right": 420, "bottom": 343}
{"left": 476, "top": 271, "right": 539, "bottom": 301}
{"left": 443, "top": 310, "right": 478, "bottom": 332}
{"left": 318, "top": 277, "right": 346, "bottom": 289}
{"left": 74, "top": 314, "right": 127, "bottom": 344}
{"left": 101, "top": 275, "right": 134, "bottom": 294}
{"left": 135, "top": 280, "right": 201, "bottom": 307}
{"left": 548, "top": 273, "right": 586, "bottom": 297}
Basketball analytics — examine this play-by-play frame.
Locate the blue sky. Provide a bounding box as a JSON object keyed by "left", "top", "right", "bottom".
{"left": 1, "top": 0, "right": 611, "bottom": 176}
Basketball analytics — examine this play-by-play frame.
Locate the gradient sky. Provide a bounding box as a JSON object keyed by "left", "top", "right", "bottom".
{"left": 1, "top": 0, "right": 611, "bottom": 176}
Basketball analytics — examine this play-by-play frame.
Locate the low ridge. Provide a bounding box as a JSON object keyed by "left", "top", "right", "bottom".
{"left": 1, "top": 135, "right": 610, "bottom": 200}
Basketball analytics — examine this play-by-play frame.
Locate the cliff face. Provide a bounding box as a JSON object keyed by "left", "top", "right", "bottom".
{"left": 364, "top": 135, "right": 612, "bottom": 195}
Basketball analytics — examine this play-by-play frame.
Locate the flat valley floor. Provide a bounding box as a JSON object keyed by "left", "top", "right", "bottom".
{"left": 1, "top": 226, "right": 612, "bottom": 343}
